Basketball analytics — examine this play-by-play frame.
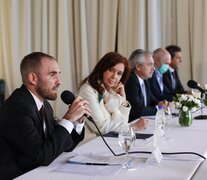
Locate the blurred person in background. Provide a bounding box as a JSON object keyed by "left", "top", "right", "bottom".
{"left": 149, "top": 48, "right": 173, "bottom": 102}
{"left": 163, "top": 45, "right": 190, "bottom": 96}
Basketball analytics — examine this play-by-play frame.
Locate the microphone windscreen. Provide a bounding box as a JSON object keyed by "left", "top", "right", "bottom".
{"left": 61, "top": 90, "right": 75, "bottom": 105}
{"left": 187, "top": 80, "right": 198, "bottom": 89}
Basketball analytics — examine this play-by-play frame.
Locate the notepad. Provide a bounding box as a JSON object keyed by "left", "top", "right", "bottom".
{"left": 103, "top": 131, "right": 153, "bottom": 139}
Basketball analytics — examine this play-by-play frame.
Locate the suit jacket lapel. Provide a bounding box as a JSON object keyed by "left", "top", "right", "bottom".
{"left": 132, "top": 72, "right": 145, "bottom": 106}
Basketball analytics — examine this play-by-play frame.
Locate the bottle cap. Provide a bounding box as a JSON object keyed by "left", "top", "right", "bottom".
{"left": 158, "top": 105, "right": 164, "bottom": 110}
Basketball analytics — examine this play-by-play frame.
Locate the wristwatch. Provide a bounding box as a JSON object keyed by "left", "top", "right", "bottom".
{"left": 122, "top": 101, "right": 129, "bottom": 107}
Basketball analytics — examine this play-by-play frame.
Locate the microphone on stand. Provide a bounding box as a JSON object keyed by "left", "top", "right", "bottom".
{"left": 187, "top": 80, "right": 207, "bottom": 119}
{"left": 61, "top": 90, "right": 117, "bottom": 156}
{"left": 187, "top": 80, "right": 206, "bottom": 94}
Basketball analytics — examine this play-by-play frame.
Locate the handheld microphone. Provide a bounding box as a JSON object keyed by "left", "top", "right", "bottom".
{"left": 61, "top": 90, "right": 75, "bottom": 105}
{"left": 61, "top": 90, "right": 94, "bottom": 122}
{"left": 187, "top": 80, "right": 206, "bottom": 93}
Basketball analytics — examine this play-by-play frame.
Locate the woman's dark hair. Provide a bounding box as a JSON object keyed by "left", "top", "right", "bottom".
{"left": 79, "top": 52, "right": 130, "bottom": 94}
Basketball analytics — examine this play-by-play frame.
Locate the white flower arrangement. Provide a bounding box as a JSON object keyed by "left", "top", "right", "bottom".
{"left": 203, "top": 84, "right": 207, "bottom": 91}
{"left": 203, "top": 84, "right": 207, "bottom": 106}
{"left": 173, "top": 94, "right": 201, "bottom": 112}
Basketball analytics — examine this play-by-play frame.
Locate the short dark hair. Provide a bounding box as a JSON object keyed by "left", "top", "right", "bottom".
{"left": 166, "top": 45, "right": 181, "bottom": 59}
{"left": 79, "top": 52, "right": 130, "bottom": 94}
{"left": 20, "top": 52, "right": 55, "bottom": 84}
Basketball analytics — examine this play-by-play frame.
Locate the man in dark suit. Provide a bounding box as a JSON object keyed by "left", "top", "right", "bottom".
{"left": 125, "top": 49, "right": 169, "bottom": 122}
{"left": 163, "top": 45, "right": 187, "bottom": 96}
{"left": 149, "top": 48, "right": 173, "bottom": 101}
{"left": 0, "top": 52, "right": 91, "bottom": 180}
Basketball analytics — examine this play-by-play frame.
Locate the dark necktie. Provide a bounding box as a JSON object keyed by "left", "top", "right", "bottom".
{"left": 39, "top": 105, "right": 47, "bottom": 138}
{"left": 141, "top": 82, "right": 147, "bottom": 106}
{"left": 171, "top": 71, "right": 176, "bottom": 89}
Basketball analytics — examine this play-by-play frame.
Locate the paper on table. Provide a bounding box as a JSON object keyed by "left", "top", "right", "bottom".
{"left": 56, "top": 163, "right": 121, "bottom": 176}
{"left": 55, "top": 154, "right": 123, "bottom": 176}
{"left": 68, "top": 153, "right": 127, "bottom": 164}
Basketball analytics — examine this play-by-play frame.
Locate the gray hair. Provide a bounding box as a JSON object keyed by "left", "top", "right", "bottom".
{"left": 153, "top": 48, "right": 168, "bottom": 64}
{"left": 129, "top": 49, "right": 152, "bottom": 70}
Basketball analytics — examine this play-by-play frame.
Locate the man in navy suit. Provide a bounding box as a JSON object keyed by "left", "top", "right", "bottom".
{"left": 149, "top": 48, "right": 173, "bottom": 102}
{"left": 0, "top": 52, "right": 91, "bottom": 179}
{"left": 125, "top": 49, "right": 169, "bottom": 122}
{"left": 163, "top": 45, "right": 188, "bottom": 96}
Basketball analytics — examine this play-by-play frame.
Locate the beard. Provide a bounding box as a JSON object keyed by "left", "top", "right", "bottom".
{"left": 36, "top": 86, "right": 58, "bottom": 101}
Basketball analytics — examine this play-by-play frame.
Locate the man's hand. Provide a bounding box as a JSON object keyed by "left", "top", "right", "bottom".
{"left": 63, "top": 96, "right": 91, "bottom": 123}
{"left": 158, "top": 100, "right": 170, "bottom": 108}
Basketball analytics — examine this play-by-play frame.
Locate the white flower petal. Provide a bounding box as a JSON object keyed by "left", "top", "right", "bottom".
{"left": 182, "top": 106, "right": 188, "bottom": 112}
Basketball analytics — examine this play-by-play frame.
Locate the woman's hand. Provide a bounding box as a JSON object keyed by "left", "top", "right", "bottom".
{"left": 114, "top": 81, "right": 126, "bottom": 99}
{"left": 131, "top": 117, "right": 148, "bottom": 131}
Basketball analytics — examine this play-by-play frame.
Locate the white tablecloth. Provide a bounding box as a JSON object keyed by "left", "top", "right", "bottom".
{"left": 15, "top": 110, "right": 207, "bottom": 180}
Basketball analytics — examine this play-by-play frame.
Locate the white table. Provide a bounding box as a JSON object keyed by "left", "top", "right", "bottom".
{"left": 15, "top": 112, "right": 207, "bottom": 180}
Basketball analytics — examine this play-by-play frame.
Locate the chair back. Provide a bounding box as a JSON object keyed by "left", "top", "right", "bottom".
{"left": 0, "top": 79, "right": 5, "bottom": 106}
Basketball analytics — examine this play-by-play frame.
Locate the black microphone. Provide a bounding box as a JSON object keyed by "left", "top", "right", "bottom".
{"left": 61, "top": 90, "right": 94, "bottom": 122}
{"left": 61, "top": 90, "right": 75, "bottom": 105}
{"left": 187, "top": 80, "right": 207, "bottom": 120}
{"left": 187, "top": 80, "right": 206, "bottom": 94}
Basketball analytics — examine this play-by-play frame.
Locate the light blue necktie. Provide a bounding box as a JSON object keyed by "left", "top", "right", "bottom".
{"left": 141, "top": 82, "right": 147, "bottom": 106}
{"left": 158, "top": 75, "right": 164, "bottom": 92}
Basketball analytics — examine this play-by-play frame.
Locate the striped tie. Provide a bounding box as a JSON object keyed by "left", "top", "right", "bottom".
{"left": 39, "top": 105, "right": 47, "bottom": 138}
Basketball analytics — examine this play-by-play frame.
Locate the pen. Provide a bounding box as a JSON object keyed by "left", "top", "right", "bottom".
{"left": 68, "top": 161, "right": 120, "bottom": 166}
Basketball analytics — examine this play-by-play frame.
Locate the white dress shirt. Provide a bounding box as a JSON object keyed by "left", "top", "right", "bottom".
{"left": 29, "top": 90, "right": 84, "bottom": 135}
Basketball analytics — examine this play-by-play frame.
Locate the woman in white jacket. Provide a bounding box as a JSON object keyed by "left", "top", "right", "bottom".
{"left": 78, "top": 52, "right": 148, "bottom": 143}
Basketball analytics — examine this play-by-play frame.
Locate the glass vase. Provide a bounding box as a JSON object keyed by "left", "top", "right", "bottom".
{"left": 203, "top": 93, "right": 207, "bottom": 106}
{"left": 179, "top": 110, "right": 192, "bottom": 126}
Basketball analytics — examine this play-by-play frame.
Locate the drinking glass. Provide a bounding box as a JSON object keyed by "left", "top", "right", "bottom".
{"left": 164, "top": 107, "right": 173, "bottom": 141}
{"left": 118, "top": 127, "right": 136, "bottom": 170}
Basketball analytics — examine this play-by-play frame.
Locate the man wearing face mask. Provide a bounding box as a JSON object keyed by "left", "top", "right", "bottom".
{"left": 149, "top": 48, "right": 173, "bottom": 102}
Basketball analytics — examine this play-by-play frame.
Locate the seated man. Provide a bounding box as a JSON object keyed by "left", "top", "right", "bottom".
{"left": 0, "top": 52, "right": 90, "bottom": 180}
{"left": 125, "top": 49, "right": 168, "bottom": 122}
{"left": 163, "top": 45, "right": 188, "bottom": 95}
{"left": 149, "top": 48, "right": 173, "bottom": 101}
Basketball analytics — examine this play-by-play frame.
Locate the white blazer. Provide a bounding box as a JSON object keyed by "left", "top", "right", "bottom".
{"left": 78, "top": 82, "right": 131, "bottom": 143}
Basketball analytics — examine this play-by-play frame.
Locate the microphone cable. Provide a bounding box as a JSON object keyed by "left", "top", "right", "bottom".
{"left": 119, "top": 151, "right": 206, "bottom": 159}
{"left": 89, "top": 117, "right": 117, "bottom": 156}
{"left": 89, "top": 118, "right": 206, "bottom": 160}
